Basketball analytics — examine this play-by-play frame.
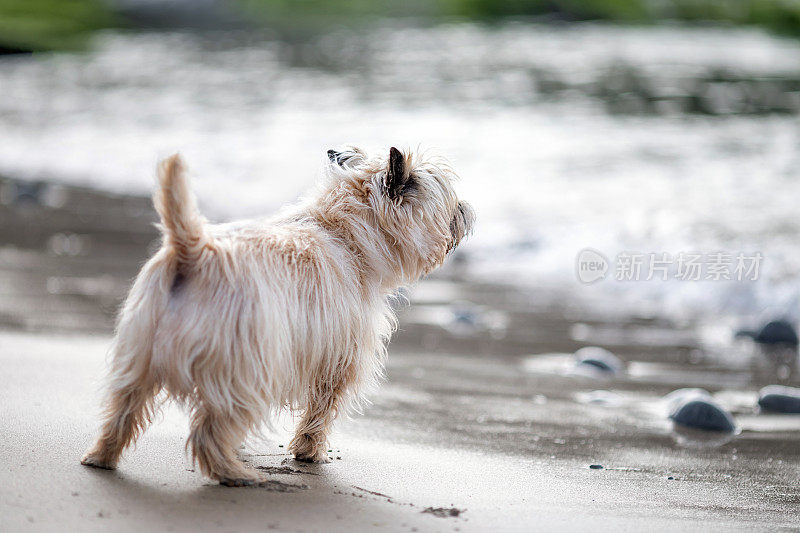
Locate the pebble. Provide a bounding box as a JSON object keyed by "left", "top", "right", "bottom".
{"left": 576, "top": 390, "right": 623, "bottom": 406}
{"left": 589, "top": 464, "right": 604, "bottom": 470}
{"left": 758, "top": 385, "right": 800, "bottom": 414}
{"left": 754, "top": 320, "right": 798, "bottom": 346}
{"left": 573, "top": 347, "right": 624, "bottom": 375}
{"left": 669, "top": 398, "right": 736, "bottom": 433}
{"left": 8, "top": 181, "right": 44, "bottom": 205}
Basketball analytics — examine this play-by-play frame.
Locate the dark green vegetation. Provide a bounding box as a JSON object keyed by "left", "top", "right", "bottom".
{"left": 0, "top": 0, "right": 115, "bottom": 53}
{"left": 244, "top": 0, "right": 800, "bottom": 34}
{"left": 3, "top": 0, "right": 800, "bottom": 53}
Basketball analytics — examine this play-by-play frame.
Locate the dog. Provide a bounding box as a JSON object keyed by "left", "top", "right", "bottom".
{"left": 80, "top": 146, "right": 474, "bottom": 486}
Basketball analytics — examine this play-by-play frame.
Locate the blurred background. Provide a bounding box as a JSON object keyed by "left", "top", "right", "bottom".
{"left": 1, "top": 0, "right": 800, "bottom": 489}
{"left": 4, "top": 0, "right": 800, "bottom": 322}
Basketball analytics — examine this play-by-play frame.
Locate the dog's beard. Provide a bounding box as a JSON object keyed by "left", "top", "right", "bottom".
{"left": 448, "top": 201, "right": 475, "bottom": 254}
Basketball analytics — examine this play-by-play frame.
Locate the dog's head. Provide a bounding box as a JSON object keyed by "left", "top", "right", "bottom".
{"left": 322, "top": 146, "right": 474, "bottom": 284}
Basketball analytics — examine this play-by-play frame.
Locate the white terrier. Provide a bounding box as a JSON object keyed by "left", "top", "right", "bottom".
{"left": 81, "top": 146, "right": 474, "bottom": 486}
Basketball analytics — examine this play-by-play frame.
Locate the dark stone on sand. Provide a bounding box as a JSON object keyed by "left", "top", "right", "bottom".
{"left": 758, "top": 385, "right": 800, "bottom": 414}
{"left": 5, "top": 180, "right": 46, "bottom": 205}
{"left": 589, "top": 464, "right": 603, "bottom": 469}
{"left": 573, "top": 347, "right": 624, "bottom": 375}
{"left": 754, "top": 320, "right": 798, "bottom": 347}
{"left": 449, "top": 302, "right": 481, "bottom": 329}
{"left": 669, "top": 398, "right": 736, "bottom": 433}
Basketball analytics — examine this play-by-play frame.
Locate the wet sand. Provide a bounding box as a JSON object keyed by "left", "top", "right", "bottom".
{"left": 1, "top": 176, "right": 798, "bottom": 531}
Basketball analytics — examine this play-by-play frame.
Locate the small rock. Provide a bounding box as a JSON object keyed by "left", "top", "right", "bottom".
{"left": 754, "top": 320, "right": 798, "bottom": 347}
{"left": 576, "top": 390, "right": 623, "bottom": 406}
{"left": 573, "top": 347, "right": 624, "bottom": 376}
{"left": 758, "top": 385, "right": 800, "bottom": 414}
{"left": 8, "top": 181, "right": 45, "bottom": 205}
{"left": 589, "top": 464, "right": 604, "bottom": 470}
{"left": 451, "top": 305, "right": 479, "bottom": 328}
{"left": 670, "top": 398, "right": 736, "bottom": 433}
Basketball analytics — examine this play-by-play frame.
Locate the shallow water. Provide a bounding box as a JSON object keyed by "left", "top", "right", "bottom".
{"left": 1, "top": 23, "right": 800, "bottom": 320}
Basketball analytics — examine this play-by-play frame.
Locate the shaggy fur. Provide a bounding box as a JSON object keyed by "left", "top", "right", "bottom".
{"left": 80, "top": 146, "right": 474, "bottom": 486}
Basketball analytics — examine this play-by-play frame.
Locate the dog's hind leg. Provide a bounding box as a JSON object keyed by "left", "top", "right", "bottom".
{"left": 81, "top": 342, "right": 160, "bottom": 470}
{"left": 81, "top": 251, "right": 171, "bottom": 470}
{"left": 187, "top": 403, "right": 264, "bottom": 486}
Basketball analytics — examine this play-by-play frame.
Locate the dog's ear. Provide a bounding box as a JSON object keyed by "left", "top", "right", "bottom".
{"left": 385, "top": 147, "right": 411, "bottom": 200}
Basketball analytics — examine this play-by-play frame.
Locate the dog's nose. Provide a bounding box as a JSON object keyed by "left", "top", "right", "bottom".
{"left": 327, "top": 149, "right": 339, "bottom": 162}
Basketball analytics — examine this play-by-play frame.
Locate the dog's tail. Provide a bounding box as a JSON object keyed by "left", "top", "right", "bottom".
{"left": 153, "top": 154, "right": 210, "bottom": 269}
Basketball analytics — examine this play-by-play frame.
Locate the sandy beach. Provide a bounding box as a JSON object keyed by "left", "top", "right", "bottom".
{"left": 1, "top": 176, "right": 798, "bottom": 532}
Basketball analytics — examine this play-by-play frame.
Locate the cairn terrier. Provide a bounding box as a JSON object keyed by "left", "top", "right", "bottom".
{"left": 80, "top": 146, "right": 474, "bottom": 486}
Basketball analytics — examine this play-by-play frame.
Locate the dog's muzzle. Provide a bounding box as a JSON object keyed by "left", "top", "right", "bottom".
{"left": 448, "top": 201, "right": 475, "bottom": 252}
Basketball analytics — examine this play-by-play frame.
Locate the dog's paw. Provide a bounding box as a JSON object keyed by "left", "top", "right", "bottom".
{"left": 80, "top": 452, "right": 117, "bottom": 470}
{"left": 294, "top": 450, "right": 331, "bottom": 464}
